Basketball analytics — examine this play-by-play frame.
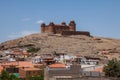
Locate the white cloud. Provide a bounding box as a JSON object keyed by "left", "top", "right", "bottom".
{"left": 36, "top": 20, "right": 44, "bottom": 24}
{"left": 8, "top": 30, "right": 39, "bottom": 39}
{"left": 21, "top": 18, "right": 31, "bottom": 21}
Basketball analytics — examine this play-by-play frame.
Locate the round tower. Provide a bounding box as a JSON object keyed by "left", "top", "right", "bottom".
{"left": 41, "top": 23, "right": 46, "bottom": 33}
{"left": 69, "top": 20, "right": 76, "bottom": 31}
{"left": 49, "top": 22, "right": 55, "bottom": 33}
{"left": 61, "top": 22, "right": 66, "bottom": 26}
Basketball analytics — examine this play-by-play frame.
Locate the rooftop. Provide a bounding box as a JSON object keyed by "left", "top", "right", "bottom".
{"left": 0, "top": 66, "right": 3, "bottom": 73}
{"left": 1, "top": 61, "right": 42, "bottom": 68}
{"left": 92, "top": 67, "right": 103, "bottom": 73}
{"left": 49, "top": 63, "right": 66, "bottom": 68}
{"left": 20, "top": 67, "right": 41, "bottom": 71}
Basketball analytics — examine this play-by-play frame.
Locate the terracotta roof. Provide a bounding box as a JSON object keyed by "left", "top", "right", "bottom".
{"left": 10, "top": 52, "right": 22, "bottom": 55}
{"left": 1, "top": 61, "right": 42, "bottom": 68}
{"left": 0, "top": 66, "right": 3, "bottom": 73}
{"left": 93, "top": 67, "right": 103, "bottom": 73}
{"left": 22, "top": 52, "right": 29, "bottom": 55}
{"left": 76, "top": 54, "right": 81, "bottom": 57}
{"left": 1, "top": 62, "right": 18, "bottom": 66}
{"left": 49, "top": 63, "right": 66, "bottom": 68}
{"left": 20, "top": 67, "right": 41, "bottom": 71}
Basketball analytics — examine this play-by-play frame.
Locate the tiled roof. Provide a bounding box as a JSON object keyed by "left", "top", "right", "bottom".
{"left": 1, "top": 61, "right": 42, "bottom": 68}
{"left": 0, "top": 66, "right": 3, "bottom": 73}
{"left": 49, "top": 63, "right": 66, "bottom": 68}
{"left": 20, "top": 67, "right": 41, "bottom": 71}
{"left": 93, "top": 67, "right": 103, "bottom": 73}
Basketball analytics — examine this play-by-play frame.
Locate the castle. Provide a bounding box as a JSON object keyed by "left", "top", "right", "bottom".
{"left": 41, "top": 20, "right": 90, "bottom": 36}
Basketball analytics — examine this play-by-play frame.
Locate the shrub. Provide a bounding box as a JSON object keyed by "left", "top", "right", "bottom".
{"left": 103, "top": 58, "right": 120, "bottom": 77}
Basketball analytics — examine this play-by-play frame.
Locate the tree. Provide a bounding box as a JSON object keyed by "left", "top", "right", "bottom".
{"left": 29, "top": 69, "right": 44, "bottom": 80}
{"left": 103, "top": 58, "right": 120, "bottom": 77}
{"left": 0, "top": 70, "right": 19, "bottom": 80}
{"left": 0, "top": 70, "right": 9, "bottom": 80}
{"left": 27, "top": 47, "right": 40, "bottom": 53}
{"left": 9, "top": 74, "right": 20, "bottom": 80}
{"left": 29, "top": 76, "right": 44, "bottom": 80}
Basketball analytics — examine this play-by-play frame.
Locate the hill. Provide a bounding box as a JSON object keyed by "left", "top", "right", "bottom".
{"left": 0, "top": 33, "right": 120, "bottom": 60}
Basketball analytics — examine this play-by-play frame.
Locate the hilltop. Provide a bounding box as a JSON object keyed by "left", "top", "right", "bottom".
{"left": 0, "top": 33, "right": 120, "bottom": 60}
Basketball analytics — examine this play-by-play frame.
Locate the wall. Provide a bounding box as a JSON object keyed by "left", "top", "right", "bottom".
{"left": 19, "top": 68, "right": 42, "bottom": 80}
{"left": 41, "top": 21, "right": 90, "bottom": 36}
{"left": 61, "top": 31, "right": 90, "bottom": 36}
{"left": 56, "top": 77, "right": 120, "bottom": 80}
{"left": 46, "top": 64, "right": 81, "bottom": 79}
{"left": 41, "top": 21, "right": 76, "bottom": 34}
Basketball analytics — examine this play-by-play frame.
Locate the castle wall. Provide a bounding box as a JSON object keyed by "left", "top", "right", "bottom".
{"left": 53, "top": 25, "right": 69, "bottom": 34}
{"left": 41, "top": 21, "right": 90, "bottom": 36}
{"left": 61, "top": 31, "right": 90, "bottom": 36}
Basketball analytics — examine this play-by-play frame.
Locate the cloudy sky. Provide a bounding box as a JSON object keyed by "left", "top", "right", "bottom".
{"left": 0, "top": 0, "right": 120, "bottom": 43}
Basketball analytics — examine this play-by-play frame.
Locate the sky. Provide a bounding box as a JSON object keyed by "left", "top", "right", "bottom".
{"left": 0, "top": 0, "right": 120, "bottom": 43}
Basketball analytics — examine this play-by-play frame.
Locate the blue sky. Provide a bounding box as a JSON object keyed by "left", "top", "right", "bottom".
{"left": 0, "top": 0, "right": 120, "bottom": 43}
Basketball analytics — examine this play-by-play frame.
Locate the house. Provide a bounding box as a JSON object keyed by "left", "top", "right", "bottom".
{"left": 40, "top": 54, "right": 55, "bottom": 65}
{"left": 44, "top": 63, "right": 81, "bottom": 80}
{"left": 9, "top": 49, "right": 30, "bottom": 60}
{"left": 75, "top": 56, "right": 100, "bottom": 65}
{"left": 81, "top": 65, "right": 104, "bottom": 77}
{"left": 32, "top": 56, "right": 43, "bottom": 63}
{"left": 19, "top": 67, "right": 42, "bottom": 80}
{"left": 53, "top": 53, "right": 76, "bottom": 64}
{"left": 1, "top": 61, "right": 43, "bottom": 73}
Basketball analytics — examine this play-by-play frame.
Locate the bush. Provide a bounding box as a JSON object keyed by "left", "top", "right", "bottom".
{"left": 103, "top": 58, "right": 120, "bottom": 77}
{"left": 27, "top": 47, "right": 40, "bottom": 53}
{"left": 0, "top": 70, "right": 19, "bottom": 80}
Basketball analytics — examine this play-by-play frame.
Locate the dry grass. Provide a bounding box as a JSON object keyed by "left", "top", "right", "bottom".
{"left": 1, "top": 33, "right": 120, "bottom": 60}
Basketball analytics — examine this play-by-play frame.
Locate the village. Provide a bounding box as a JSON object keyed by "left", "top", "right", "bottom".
{"left": 0, "top": 21, "right": 119, "bottom": 80}
{"left": 0, "top": 47, "right": 105, "bottom": 80}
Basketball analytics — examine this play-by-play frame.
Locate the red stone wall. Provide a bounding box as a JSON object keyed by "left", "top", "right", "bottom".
{"left": 41, "top": 25, "right": 75, "bottom": 34}
{"left": 61, "top": 31, "right": 90, "bottom": 36}
{"left": 41, "top": 21, "right": 76, "bottom": 34}
{"left": 41, "top": 21, "right": 90, "bottom": 36}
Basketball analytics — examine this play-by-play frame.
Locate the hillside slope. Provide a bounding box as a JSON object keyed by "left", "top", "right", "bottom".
{"left": 0, "top": 33, "right": 120, "bottom": 59}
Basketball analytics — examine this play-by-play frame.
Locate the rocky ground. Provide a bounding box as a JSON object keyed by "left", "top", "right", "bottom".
{"left": 0, "top": 33, "right": 120, "bottom": 60}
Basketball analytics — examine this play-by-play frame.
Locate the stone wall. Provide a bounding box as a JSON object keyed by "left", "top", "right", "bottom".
{"left": 41, "top": 21, "right": 76, "bottom": 34}
{"left": 56, "top": 77, "right": 120, "bottom": 80}
{"left": 48, "top": 65, "right": 81, "bottom": 78}
{"left": 61, "top": 31, "right": 90, "bottom": 36}
{"left": 41, "top": 21, "right": 90, "bottom": 36}
{"left": 45, "top": 64, "right": 81, "bottom": 80}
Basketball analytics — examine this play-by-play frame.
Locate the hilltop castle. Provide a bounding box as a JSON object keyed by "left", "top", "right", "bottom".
{"left": 41, "top": 20, "right": 90, "bottom": 36}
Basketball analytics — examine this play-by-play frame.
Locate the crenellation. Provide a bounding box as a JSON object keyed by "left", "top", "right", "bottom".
{"left": 61, "top": 22, "right": 67, "bottom": 26}
{"left": 41, "top": 20, "right": 90, "bottom": 36}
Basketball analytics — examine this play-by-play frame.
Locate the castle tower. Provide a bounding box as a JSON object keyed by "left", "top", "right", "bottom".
{"left": 61, "top": 22, "right": 66, "bottom": 26}
{"left": 41, "top": 23, "right": 46, "bottom": 33}
{"left": 49, "top": 22, "right": 55, "bottom": 33}
{"left": 69, "top": 20, "right": 76, "bottom": 31}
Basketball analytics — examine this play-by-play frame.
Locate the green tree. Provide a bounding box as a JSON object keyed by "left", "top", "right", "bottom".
{"left": 103, "top": 58, "right": 120, "bottom": 77}
{"left": 0, "top": 70, "right": 9, "bottom": 80}
{"left": 29, "top": 69, "right": 44, "bottom": 80}
{"left": 9, "top": 74, "right": 20, "bottom": 80}
{"left": 29, "top": 76, "right": 44, "bottom": 80}
{"left": 27, "top": 47, "right": 40, "bottom": 53}
{"left": 0, "top": 70, "right": 19, "bottom": 80}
